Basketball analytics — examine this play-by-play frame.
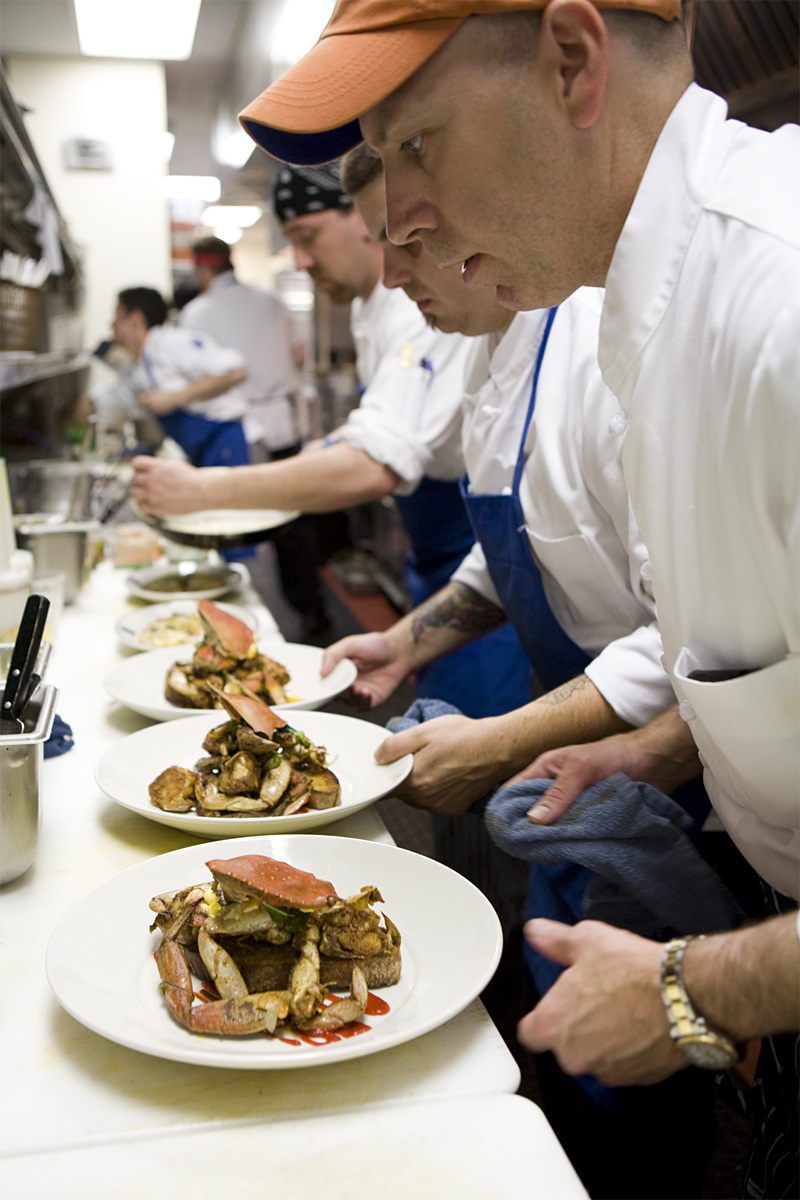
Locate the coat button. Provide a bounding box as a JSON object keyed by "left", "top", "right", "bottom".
{"left": 608, "top": 414, "right": 628, "bottom": 434}
{"left": 640, "top": 559, "right": 654, "bottom": 582}
{"left": 678, "top": 699, "right": 696, "bottom": 722}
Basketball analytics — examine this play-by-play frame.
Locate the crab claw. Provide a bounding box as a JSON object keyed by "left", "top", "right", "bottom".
{"left": 208, "top": 687, "right": 288, "bottom": 737}
{"left": 294, "top": 965, "right": 369, "bottom": 1033}
{"left": 198, "top": 599, "right": 257, "bottom": 660}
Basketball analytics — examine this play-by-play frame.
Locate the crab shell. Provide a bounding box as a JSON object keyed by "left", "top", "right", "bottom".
{"left": 209, "top": 687, "right": 288, "bottom": 736}
{"left": 198, "top": 599, "right": 256, "bottom": 659}
{"left": 207, "top": 854, "right": 343, "bottom": 911}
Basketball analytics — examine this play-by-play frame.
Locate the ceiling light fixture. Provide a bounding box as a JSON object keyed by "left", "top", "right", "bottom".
{"left": 271, "top": 0, "right": 335, "bottom": 67}
{"left": 201, "top": 206, "right": 262, "bottom": 229}
{"left": 212, "top": 226, "right": 243, "bottom": 246}
{"left": 162, "top": 175, "right": 221, "bottom": 201}
{"left": 74, "top": 0, "right": 201, "bottom": 61}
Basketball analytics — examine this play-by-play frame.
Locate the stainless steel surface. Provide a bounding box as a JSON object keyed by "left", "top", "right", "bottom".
{"left": 0, "top": 683, "right": 57, "bottom": 885}
{"left": 7, "top": 459, "right": 123, "bottom": 522}
{"left": 14, "top": 516, "right": 98, "bottom": 603}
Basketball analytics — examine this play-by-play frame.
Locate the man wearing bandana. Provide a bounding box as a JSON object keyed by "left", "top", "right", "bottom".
{"left": 131, "top": 163, "right": 531, "bottom": 720}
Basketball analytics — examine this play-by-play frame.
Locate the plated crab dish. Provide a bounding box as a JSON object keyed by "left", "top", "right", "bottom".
{"left": 149, "top": 853, "right": 402, "bottom": 1038}
{"left": 149, "top": 692, "right": 341, "bottom": 819}
{"left": 165, "top": 599, "right": 292, "bottom": 709}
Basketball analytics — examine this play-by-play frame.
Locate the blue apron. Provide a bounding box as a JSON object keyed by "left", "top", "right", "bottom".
{"left": 461, "top": 308, "right": 709, "bottom": 1102}
{"left": 156, "top": 410, "right": 249, "bottom": 470}
{"left": 458, "top": 306, "right": 596, "bottom": 983}
{"left": 140, "top": 351, "right": 250, "bottom": 470}
{"left": 394, "top": 477, "right": 532, "bottom": 719}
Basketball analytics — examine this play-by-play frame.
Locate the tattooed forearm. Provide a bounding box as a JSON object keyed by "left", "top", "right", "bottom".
{"left": 536, "top": 675, "right": 591, "bottom": 706}
{"left": 410, "top": 582, "right": 506, "bottom": 645}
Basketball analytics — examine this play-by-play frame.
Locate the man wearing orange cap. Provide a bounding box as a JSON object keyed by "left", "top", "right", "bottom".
{"left": 237, "top": 2, "right": 800, "bottom": 1194}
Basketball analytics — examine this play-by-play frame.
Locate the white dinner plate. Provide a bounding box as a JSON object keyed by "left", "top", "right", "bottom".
{"left": 126, "top": 562, "right": 249, "bottom": 602}
{"left": 115, "top": 600, "right": 260, "bottom": 652}
{"left": 102, "top": 641, "right": 358, "bottom": 719}
{"left": 132, "top": 502, "right": 301, "bottom": 550}
{"left": 46, "top": 835, "right": 503, "bottom": 1069}
{"left": 94, "top": 709, "right": 412, "bottom": 837}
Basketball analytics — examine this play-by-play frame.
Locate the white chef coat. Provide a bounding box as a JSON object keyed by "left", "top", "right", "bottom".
{"left": 600, "top": 84, "right": 800, "bottom": 898}
{"left": 341, "top": 281, "right": 469, "bottom": 492}
{"left": 452, "top": 290, "right": 674, "bottom": 728}
{"left": 91, "top": 324, "right": 247, "bottom": 425}
{"left": 179, "top": 272, "right": 300, "bottom": 450}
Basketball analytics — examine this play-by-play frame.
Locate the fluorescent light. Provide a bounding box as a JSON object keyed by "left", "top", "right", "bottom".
{"left": 162, "top": 175, "right": 221, "bottom": 201}
{"left": 212, "top": 226, "right": 243, "bottom": 246}
{"left": 202, "top": 206, "right": 262, "bottom": 229}
{"left": 271, "top": 0, "right": 335, "bottom": 67}
{"left": 212, "top": 119, "right": 257, "bottom": 169}
{"left": 75, "top": 0, "right": 201, "bottom": 60}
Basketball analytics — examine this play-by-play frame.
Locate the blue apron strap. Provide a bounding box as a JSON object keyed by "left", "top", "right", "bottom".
{"left": 511, "top": 307, "right": 557, "bottom": 496}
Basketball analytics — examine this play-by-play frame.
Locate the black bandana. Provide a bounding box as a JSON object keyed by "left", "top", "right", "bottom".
{"left": 272, "top": 162, "right": 353, "bottom": 223}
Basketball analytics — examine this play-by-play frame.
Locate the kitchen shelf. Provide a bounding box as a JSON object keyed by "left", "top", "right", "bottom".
{"left": 0, "top": 351, "right": 90, "bottom": 392}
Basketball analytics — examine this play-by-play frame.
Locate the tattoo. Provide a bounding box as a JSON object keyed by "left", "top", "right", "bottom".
{"left": 537, "top": 675, "right": 590, "bottom": 706}
{"left": 410, "top": 582, "right": 505, "bottom": 645}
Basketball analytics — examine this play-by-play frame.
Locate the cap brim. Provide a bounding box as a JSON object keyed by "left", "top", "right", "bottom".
{"left": 239, "top": 21, "right": 461, "bottom": 166}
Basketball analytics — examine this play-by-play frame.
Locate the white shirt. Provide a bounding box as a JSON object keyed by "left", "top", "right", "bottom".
{"left": 179, "top": 272, "right": 299, "bottom": 450}
{"left": 341, "top": 281, "right": 469, "bottom": 492}
{"left": 601, "top": 84, "right": 800, "bottom": 897}
{"left": 452, "top": 291, "right": 673, "bottom": 728}
{"left": 91, "top": 324, "right": 247, "bottom": 425}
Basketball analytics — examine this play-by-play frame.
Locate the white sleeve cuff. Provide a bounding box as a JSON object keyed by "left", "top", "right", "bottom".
{"left": 585, "top": 622, "right": 675, "bottom": 727}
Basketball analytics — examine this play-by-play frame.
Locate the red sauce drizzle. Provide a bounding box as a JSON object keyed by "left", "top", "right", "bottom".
{"left": 184, "top": 971, "right": 391, "bottom": 1049}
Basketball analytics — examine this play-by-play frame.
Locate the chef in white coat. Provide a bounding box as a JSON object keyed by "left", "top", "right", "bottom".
{"left": 235, "top": 2, "right": 800, "bottom": 1194}
{"left": 132, "top": 163, "right": 530, "bottom": 718}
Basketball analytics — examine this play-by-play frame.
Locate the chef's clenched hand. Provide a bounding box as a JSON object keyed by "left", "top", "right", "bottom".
{"left": 130, "top": 456, "right": 205, "bottom": 516}
{"left": 511, "top": 705, "right": 703, "bottom": 827}
{"left": 518, "top": 919, "right": 685, "bottom": 1086}
{"left": 375, "top": 714, "right": 504, "bottom": 815}
{"left": 321, "top": 633, "right": 412, "bottom": 710}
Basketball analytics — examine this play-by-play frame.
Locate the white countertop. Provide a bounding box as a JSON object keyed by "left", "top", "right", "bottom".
{"left": 1, "top": 555, "right": 544, "bottom": 1177}
{"left": 0, "top": 1094, "right": 588, "bottom": 1199}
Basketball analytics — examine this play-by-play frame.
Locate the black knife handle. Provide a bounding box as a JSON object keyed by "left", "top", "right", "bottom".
{"left": 2, "top": 594, "right": 50, "bottom": 720}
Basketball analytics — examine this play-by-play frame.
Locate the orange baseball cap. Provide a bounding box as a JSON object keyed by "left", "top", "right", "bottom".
{"left": 239, "top": 0, "right": 681, "bottom": 166}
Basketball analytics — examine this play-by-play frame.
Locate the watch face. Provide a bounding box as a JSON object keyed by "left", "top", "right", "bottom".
{"left": 677, "top": 1034, "right": 737, "bottom": 1070}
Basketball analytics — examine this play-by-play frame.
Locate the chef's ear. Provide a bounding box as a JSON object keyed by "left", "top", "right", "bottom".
{"left": 539, "top": 0, "right": 609, "bottom": 130}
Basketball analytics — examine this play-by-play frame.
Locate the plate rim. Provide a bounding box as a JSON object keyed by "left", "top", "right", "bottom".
{"left": 45, "top": 834, "right": 503, "bottom": 1070}
{"left": 102, "top": 640, "right": 358, "bottom": 718}
{"left": 115, "top": 599, "right": 259, "bottom": 651}
{"left": 126, "top": 562, "right": 249, "bottom": 603}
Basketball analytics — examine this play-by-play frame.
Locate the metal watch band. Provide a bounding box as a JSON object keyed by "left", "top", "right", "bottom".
{"left": 661, "top": 936, "right": 706, "bottom": 1040}
{"left": 660, "top": 936, "right": 741, "bottom": 1062}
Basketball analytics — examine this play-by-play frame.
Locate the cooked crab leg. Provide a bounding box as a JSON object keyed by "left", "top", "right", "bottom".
{"left": 295, "top": 965, "right": 369, "bottom": 1033}
{"left": 290, "top": 918, "right": 327, "bottom": 1021}
{"left": 157, "top": 933, "right": 291, "bottom": 1035}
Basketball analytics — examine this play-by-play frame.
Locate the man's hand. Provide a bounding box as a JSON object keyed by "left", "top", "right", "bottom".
{"left": 508, "top": 705, "right": 702, "bottom": 826}
{"left": 375, "top": 714, "right": 504, "bottom": 815}
{"left": 321, "top": 633, "right": 412, "bottom": 709}
{"left": 518, "top": 919, "right": 685, "bottom": 1086}
{"left": 130, "top": 456, "right": 206, "bottom": 515}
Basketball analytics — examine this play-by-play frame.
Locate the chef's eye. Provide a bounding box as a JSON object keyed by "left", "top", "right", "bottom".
{"left": 400, "top": 133, "right": 423, "bottom": 156}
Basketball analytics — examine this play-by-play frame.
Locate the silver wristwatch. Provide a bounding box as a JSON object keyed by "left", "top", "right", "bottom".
{"left": 660, "top": 936, "right": 741, "bottom": 1070}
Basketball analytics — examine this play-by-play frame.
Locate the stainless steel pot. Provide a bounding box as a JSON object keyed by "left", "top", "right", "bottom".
{"left": 0, "top": 683, "right": 57, "bottom": 885}
{"left": 14, "top": 515, "right": 98, "bottom": 603}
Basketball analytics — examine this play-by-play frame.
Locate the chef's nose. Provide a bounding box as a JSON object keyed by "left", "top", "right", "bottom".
{"left": 293, "top": 245, "right": 315, "bottom": 272}
{"left": 384, "top": 172, "right": 437, "bottom": 247}
{"left": 382, "top": 244, "right": 414, "bottom": 291}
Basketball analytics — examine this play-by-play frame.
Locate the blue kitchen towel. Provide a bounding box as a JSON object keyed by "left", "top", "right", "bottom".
{"left": 387, "top": 696, "right": 462, "bottom": 733}
{"left": 485, "top": 773, "right": 746, "bottom": 936}
{"left": 44, "top": 714, "right": 74, "bottom": 758}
